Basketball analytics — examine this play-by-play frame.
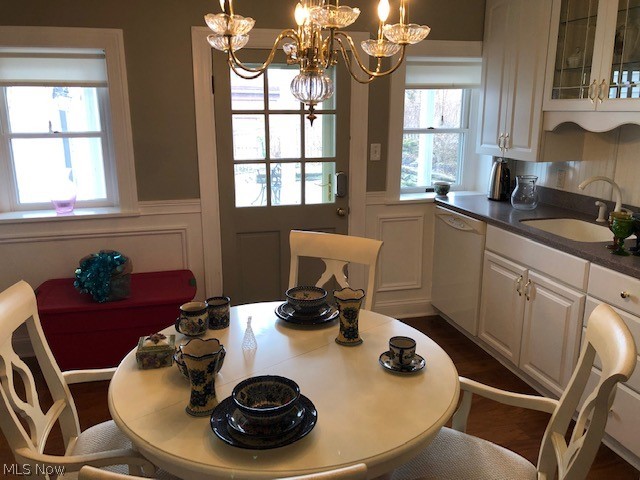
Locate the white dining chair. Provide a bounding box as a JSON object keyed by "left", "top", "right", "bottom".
{"left": 275, "top": 463, "right": 368, "bottom": 479}
{"left": 0, "top": 280, "right": 165, "bottom": 479}
{"left": 78, "top": 465, "right": 180, "bottom": 480}
{"left": 391, "top": 303, "right": 637, "bottom": 480}
{"left": 288, "top": 230, "right": 383, "bottom": 311}
{"left": 77, "top": 463, "right": 367, "bottom": 480}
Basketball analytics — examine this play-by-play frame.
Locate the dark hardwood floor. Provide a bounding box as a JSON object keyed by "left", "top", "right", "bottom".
{"left": 0, "top": 315, "right": 638, "bottom": 479}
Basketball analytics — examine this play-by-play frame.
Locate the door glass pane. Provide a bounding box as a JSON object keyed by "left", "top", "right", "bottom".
{"left": 12, "top": 137, "right": 106, "bottom": 204}
{"left": 7, "top": 86, "right": 101, "bottom": 133}
{"left": 234, "top": 163, "right": 267, "bottom": 207}
{"left": 552, "top": 0, "right": 599, "bottom": 100}
{"left": 271, "top": 162, "right": 301, "bottom": 205}
{"left": 267, "top": 66, "right": 300, "bottom": 110}
{"left": 231, "top": 68, "right": 264, "bottom": 110}
{"left": 609, "top": 0, "right": 640, "bottom": 99}
{"left": 229, "top": 62, "right": 339, "bottom": 207}
{"left": 404, "top": 90, "right": 462, "bottom": 128}
{"left": 305, "top": 114, "right": 336, "bottom": 158}
{"left": 305, "top": 162, "right": 335, "bottom": 204}
{"left": 402, "top": 132, "right": 461, "bottom": 187}
{"left": 233, "top": 114, "right": 266, "bottom": 160}
{"left": 269, "top": 114, "right": 301, "bottom": 159}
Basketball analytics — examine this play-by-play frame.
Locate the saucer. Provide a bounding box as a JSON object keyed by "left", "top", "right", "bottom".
{"left": 227, "top": 401, "right": 306, "bottom": 438}
{"left": 211, "top": 395, "right": 317, "bottom": 449}
{"left": 378, "top": 351, "right": 425, "bottom": 374}
{"left": 275, "top": 302, "right": 339, "bottom": 325}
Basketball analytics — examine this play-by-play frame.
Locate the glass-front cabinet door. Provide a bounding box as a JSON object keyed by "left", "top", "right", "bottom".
{"left": 544, "top": 0, "right": 640, "bottom": 111}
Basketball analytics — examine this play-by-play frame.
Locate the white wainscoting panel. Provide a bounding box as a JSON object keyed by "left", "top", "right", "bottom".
{"left": 0, "top": 200, "right": 208, "bottom": 357}
{"left": 376, "top": 214, "right": 424, "bottom": 291}
{"left": 365, "top": 201, "right": 436, "bottom": 318}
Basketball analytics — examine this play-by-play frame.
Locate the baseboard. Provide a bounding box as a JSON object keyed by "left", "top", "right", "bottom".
{"left": 373, "top": 298, "right": 437, "bottom": 319}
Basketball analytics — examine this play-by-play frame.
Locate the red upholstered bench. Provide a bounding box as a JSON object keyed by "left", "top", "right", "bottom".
{"left": 36, "top": 270, "right": 196, "bottom": 370}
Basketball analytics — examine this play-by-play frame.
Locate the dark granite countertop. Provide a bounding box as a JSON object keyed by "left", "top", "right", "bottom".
{"left": 434, "top": 193, "right": 640, "bottom": 280}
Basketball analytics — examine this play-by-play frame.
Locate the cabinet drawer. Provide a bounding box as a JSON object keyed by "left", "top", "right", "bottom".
{"left": 588, "top": 264, "right": 640, "bottom": 316}
{"left": 486, "top": 225, "right": 589, "bottom": 290}
{"left": 584, "top": 369, "right": 640, "bottom": 458}
{"left": 583, "top": 297, "right": 640, "bottom": 395}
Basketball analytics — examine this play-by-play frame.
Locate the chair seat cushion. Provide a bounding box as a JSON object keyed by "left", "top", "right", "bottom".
{"left": 60, "top": 420, "right": 179, "bottom": 479}
{"left": 391, "top": 427, "right": 537, "bottom": 480}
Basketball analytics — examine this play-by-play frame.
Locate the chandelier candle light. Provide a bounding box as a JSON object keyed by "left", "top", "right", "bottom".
{"left": 205, "top": 0, "right": 430, "bottom": 123}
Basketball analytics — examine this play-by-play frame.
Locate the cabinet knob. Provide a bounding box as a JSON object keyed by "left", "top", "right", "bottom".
{"left": 620, "top": 291, "right": 630, "bottom": 299}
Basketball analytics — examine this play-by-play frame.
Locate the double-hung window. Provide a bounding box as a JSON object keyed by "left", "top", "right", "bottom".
{"left": 402, "top": 88, "right": 470, "bottom": 190}
{"left": 399, "top": 57, "right": 481, "bottom": 194}
{"left": 0, "top": 27, "right": 137, "bottom": 217}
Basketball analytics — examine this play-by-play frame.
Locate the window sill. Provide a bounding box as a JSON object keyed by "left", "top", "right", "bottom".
{"left": 400, "top": 190, "right": 484, "bottom": 203}
{"left": 0, "top": 207, "right": 141, "bottom": 225}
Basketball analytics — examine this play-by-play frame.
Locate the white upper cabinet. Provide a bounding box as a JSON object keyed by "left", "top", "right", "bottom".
{"left": 544, "top": 0, "right": 640, "bottom": 130}
{"left": 477, "top": 0, "right": 553, "bottom": 161}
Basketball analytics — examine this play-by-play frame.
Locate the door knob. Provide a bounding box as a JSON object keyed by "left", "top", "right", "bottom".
{"left": 336, "top": 207, "right": 348, "bottom": 217}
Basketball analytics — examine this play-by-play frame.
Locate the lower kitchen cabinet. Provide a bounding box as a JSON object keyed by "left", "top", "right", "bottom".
{"left": 479, "top": 250, "right": 585, "bottom": 396}
{"left": 478, "top": 251, "right": 526, "bottom": 364}
{"left": 584, "top": 266, "right": 640, "bottom": 463}
{"left": 519, "top": 270, "right": 585, "bottom": 396}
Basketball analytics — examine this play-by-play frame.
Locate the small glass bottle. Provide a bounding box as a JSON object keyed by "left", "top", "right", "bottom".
{"left": 50, "top": 168, "right": 77, "bottom": 214}
{"left": 511, "top": 175, "right": 539, "bottom": 211}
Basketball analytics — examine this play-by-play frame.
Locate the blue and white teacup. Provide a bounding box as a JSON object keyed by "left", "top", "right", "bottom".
{"left": 175, "top": 301, "right": 208, "bottom": 337}
{"left": 206, "top": 296, "right": 231, "bottom": 329}
{"left": 389, "top": 336, "right": 416, "bottom": 367}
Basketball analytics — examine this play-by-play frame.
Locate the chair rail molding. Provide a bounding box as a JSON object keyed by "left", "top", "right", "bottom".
{"left": 0, "top": 199, "right": 206, "bottom": 298}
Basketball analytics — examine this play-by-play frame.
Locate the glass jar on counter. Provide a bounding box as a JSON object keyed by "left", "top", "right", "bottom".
{"left": 511, "top": 175, "right": 539, "bottom": 210}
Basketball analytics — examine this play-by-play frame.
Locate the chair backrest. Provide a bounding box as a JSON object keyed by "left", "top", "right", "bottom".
{"left": 79, "top": 466, "right": 149, "bottom": 480}
{"left": 0, "top": 280, "right": 82, "bottom": 462}
{"left": 78, "top": 463, "right": 367, "bottom": 480}
{"left": 537, "top": 303, "right": 637, "bottom": 480}
{"left": 275, "top": 463, "right": 368, "bottom": 480}
{"left": 288, "top": 230, "right": 383, "bottom": 310}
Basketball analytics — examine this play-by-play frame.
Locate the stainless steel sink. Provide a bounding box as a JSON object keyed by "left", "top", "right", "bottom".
{"left": 520, "top": 218, "right": 622, "bottom": 242}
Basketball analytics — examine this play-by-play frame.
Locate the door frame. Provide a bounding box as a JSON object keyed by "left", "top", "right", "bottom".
{"left": 191, "top": 26, "right": 370, "bottom": 297}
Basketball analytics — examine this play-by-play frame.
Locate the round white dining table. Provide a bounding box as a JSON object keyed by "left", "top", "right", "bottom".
{"left": 108, "top": 302, "right": 460, "bottom": 480}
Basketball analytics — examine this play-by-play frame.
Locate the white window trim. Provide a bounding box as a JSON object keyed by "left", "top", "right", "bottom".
{"left": 386, "top": 40, "right": 483, "bottom": 200}
{"left": 0, "top": 26, "right": 138, "bottom": 220}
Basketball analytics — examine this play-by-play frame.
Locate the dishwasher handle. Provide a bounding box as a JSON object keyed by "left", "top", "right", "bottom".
{"left": 438, "top": 214, "right": 477, "bottom": 232}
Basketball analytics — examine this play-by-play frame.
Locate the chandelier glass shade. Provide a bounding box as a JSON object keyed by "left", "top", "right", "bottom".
{"left": 205, "top": 0, "right": 430, "bottom": 122}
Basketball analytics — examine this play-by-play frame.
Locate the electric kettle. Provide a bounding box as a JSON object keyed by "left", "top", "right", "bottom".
{"left": 488, "top": 157, "right": 511, "bottom": 201}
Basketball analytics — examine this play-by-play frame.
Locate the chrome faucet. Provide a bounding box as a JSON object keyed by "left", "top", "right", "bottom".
{"left": 578, "top": 176, "right": 622, "bottom": 215}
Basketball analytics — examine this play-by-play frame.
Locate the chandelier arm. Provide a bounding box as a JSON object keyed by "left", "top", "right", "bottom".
{"left": 228, "top": 59, "right": 266, "bottom": 80}
{"left": 323, "top": 29, "right": 337, "bottom": 68}
{"left": 334, "top": 32, "right": 407, "bottom": 79}
{"left": 226, "top": 29, "right": 300, "bottom": 74}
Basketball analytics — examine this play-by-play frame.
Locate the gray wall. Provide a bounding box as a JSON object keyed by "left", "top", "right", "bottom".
{"left": 0, "top": 0, "right": 485, "bottom": 199}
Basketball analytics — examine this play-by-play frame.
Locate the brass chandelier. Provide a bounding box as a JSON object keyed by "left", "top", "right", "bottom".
{"left": 205, "top": 0, "right": 430, "bottom": 122}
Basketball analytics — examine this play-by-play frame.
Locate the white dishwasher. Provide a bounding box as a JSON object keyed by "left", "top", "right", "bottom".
{"left": 432, "top": 206, "right": 486, "bottom": 336}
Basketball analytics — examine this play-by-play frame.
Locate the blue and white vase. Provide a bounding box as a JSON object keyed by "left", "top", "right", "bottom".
{"left": 334, "top": 287, "right": 365, "bottom": 346}
{"left": 180, "top": 338, "right": 226, "bottom": 416}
